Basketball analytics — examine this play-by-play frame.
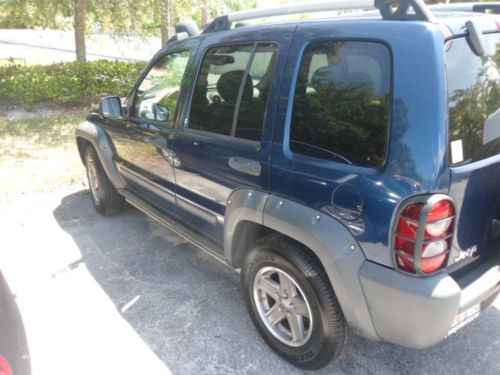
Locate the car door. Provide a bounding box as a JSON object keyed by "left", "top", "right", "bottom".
{"left": 173, "top": 29, "right": 294, "bottom": 250}
{"left": 101, "top": 40, "right": 198, "bottom": 214}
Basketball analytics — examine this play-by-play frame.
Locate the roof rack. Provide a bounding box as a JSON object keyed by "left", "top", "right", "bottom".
{"left": 430, "top": 2, "right": 500, "bottom": 15}
{"left": 202, "top": 0, "right": 435, "bottom": 34}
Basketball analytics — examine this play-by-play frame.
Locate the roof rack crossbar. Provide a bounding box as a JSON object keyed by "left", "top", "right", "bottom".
{"left": 202, "top": 0, "right": 435, "bottom": 34}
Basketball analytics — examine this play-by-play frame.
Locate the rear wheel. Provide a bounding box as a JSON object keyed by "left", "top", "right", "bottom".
{"left": 84, "top": 146, "right": 124, "bottom": 216}
{"left": 241, "top": 234, "right": 352, "bottom": 370}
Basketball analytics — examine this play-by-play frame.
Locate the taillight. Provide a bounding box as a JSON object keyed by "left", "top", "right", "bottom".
{"left": 394, "top": 196, "right": 455, "bottom": 275}
{"left": 0, "top": 356, "right": 13, "bottom": 375}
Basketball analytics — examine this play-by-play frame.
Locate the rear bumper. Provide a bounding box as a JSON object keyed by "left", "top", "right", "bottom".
{"left": 358, "top": 258, "right": 500, "bottom": 349}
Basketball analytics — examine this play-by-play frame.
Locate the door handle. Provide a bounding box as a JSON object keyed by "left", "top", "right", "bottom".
{"left": 228, "top": 157, "right": 261, "bottom": 176}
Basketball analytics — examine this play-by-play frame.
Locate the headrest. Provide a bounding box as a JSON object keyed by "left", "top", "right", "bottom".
{"left": 348, "top": 72, "right": 373, "bottom": 86}
{"left": 311, "top": 66, "right": 345, "bottom": 92}
{"left": 217, "top": 70, "right": 253, "bottom": 103}
{"left": 311, "top": 67, "right": 374, "bottom": 92}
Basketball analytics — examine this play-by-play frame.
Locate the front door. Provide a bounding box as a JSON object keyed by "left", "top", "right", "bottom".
{"left": 173, "top": 30, "right": 293, "bottom": 249}
{"left": 106, "top": 41, "right": 199, "bottom": 213}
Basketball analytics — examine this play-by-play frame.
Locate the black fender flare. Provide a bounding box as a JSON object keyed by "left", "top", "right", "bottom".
{"left": 75, "top": 121, "right": 126, "bottom": 189}
{"left": 224, "top": 188, "right": 379, "bottom": 341}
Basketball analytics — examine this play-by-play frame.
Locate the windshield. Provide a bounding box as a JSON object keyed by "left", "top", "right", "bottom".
{"left": 446, "top": 33, "right": 500, "bottom": 166}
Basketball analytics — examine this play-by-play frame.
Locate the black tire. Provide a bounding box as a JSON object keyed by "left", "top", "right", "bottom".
{"left": 241, "top": 234, "right": 353, "bottom": 370}
{"left": 84, "top": 145, "right": 124, "bottom": 216}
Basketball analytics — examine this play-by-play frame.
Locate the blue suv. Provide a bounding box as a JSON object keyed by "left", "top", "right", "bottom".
{"left": 75, "top": 0, "right": 500, "bottom": 369}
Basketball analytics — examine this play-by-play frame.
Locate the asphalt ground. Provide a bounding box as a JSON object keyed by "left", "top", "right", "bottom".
{"left": 0, "top": 186, "right": 499, "bottom": 375}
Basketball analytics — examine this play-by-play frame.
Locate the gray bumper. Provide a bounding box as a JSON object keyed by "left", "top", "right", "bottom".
{"left": 358, "top": 260, "right": 500, "bottom": 349}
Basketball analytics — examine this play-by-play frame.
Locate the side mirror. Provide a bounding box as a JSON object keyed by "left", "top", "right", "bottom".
{"left": 99, "top": 96, "right": 122, "bottom": 119}
{"left": 153, "top": 103, "right": 170, "bottom": 122}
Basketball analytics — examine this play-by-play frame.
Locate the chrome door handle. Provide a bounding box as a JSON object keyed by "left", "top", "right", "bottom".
{"left": 228, "top": 157, "right": 261, "bottom": 176}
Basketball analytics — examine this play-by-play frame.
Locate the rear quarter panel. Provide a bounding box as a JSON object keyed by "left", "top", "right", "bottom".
{"left": 270, "top": 20, "right": 450, "bottom": 267}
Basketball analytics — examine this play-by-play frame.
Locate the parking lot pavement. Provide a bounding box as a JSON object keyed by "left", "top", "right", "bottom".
{"left": 0, "top": 186, "right": 499, "bottom": 375}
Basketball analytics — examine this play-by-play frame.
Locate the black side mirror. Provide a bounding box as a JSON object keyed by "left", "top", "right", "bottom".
{"left": 99, "top": 96, "right": 122, "bottom": 119}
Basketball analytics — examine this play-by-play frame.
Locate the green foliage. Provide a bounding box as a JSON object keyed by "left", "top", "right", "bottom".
{"left": 0, "top": 0, "right": 71, "bottom": 29}
{"left": 0, "top": 60, "right": 145, "bottom": 104}
{"left": 0, "top": 0, "right": 258, "bottom": 35}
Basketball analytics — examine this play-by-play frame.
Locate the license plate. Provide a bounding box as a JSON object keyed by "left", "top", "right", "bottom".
{"left": 447, "top": 303, "right": 481, "bottom": 336}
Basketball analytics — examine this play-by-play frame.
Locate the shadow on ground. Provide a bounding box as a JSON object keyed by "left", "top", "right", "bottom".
{"left": 0, "top": 271, "right": 31, "bottom": 375}
{"left": 53, "top": 190, "right": 500, "bottom": 375}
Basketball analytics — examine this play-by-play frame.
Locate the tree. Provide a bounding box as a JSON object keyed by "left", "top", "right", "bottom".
{"left": 74, "top": 0, "right": 86, "bottom": 62}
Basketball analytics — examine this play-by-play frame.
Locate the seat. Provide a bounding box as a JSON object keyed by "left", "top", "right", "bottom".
{"left": 203, "top": 70, "right": 254, "bottom": 135}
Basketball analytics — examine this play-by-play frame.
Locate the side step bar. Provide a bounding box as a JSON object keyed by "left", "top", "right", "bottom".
{"left": 119, "top": 189, "right": 231, "bottom": 268}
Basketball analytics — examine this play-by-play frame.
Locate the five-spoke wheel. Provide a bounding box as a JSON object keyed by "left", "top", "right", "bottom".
{"left": 242, "top": 234, "right": 352, "bottom": 370}
{"left": 253, "top": 266, "right": 313, "bottom": 347}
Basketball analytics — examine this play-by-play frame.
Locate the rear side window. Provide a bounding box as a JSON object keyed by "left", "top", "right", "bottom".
{"left": 446, "top": 33, "right": 500, "bottom": 165}
{"left": 189, "top": 43, "right": 278, "bottom": 142}
{"left": 290, "top": 41, "right": 391, "bottom": 167}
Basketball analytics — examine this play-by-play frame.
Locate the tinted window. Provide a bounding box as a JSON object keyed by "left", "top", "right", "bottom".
{"left": 446, "top": 33, "right": 500, "bottom": 165}
{"left": 134, "top": 50, "right": 191, "bottom": 123}
{"left": 190, "top": 44, "right": 254, "bottom": 136}
{"left": 290, "top": 41, "right": 391, "bottom": 167}
{"left": 189, "top": 43, "right": 278, "bottom": 141}
{"left": 235, "top": 43, "right": 278, "bottom": 141}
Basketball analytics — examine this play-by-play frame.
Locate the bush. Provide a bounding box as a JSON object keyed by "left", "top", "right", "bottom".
{"left": 0, "top": 60, "right": 146, "bottom": 104}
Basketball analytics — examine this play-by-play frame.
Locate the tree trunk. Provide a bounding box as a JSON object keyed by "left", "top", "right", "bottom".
{"left": 74, "top": 0, "right": 86, "bottom": 62}
{"left": 201, "top": 0, "right": 209, "bottom": 28}
{"left": 160, "top": 0, "right": 172, "bottom": 46}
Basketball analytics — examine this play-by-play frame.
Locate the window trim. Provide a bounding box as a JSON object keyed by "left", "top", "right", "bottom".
{"left": 284, "top": 38, "right": 394, "bottom": 170}
{"left": 129, "top": 48, "right": 193, "bottom": 127}
{"left": 183, "top": 41, "right": 280, "bottom": 144}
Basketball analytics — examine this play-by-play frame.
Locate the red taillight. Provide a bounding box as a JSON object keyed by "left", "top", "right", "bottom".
{"left": 394, "top": 197, "right": 455, "bottom": 275}
{"left": 0, "top": 356, "right": 13, "bottom": 375}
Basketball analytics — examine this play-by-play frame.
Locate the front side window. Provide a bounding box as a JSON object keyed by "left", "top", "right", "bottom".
{"left": 133, "top": 50, "right": 191, "bottom": 123}
{"left": 189, "top": 43, "right": 278, "bottom": 141}
{"left": 290, "top": 41, "right": 391, "bottom": 167}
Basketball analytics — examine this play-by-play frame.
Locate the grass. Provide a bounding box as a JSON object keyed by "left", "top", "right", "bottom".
{"left": 0, "top": 115, "right": 86, "bottom": 194}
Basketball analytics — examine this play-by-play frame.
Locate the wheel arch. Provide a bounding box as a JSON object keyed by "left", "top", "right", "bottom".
{"left": 75, "top": 121, "right": 126, "bottom": 189}
{"left": 224, "top": 189, "right": 380, "bottom": 341}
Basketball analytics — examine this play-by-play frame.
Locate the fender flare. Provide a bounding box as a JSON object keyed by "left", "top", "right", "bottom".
{"left": 224, "top": 189, "right": 379, "bottom": 341}
{"left": 75, "top": 121, "right": 126, "bottom": 189}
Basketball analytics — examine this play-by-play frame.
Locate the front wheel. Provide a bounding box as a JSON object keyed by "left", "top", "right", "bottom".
{"left": 241, "top": 234, "right": 352, "bottom": 370}
{"left": 84, "top": 145, "right": 124, "bottom": 216}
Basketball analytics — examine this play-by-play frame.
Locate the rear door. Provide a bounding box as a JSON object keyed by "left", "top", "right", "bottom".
{"left": 446, "top": 31, "right": 500, "bottom": 270}
{"left": 173, "top": 29, "right": 293, "bottom": 249}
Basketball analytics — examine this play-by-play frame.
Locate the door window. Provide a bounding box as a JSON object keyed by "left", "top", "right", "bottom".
{"left": 290, "top": 41, "right": 391, "bottom": 167}
{"left": 236, "top": 43, "right": 278, "bottom": 141}
{"left": 189, "top": 43, "right": 278, "bottom": 141}
{"left": 133, "top": 50, "right": 191, "bottom": 124}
